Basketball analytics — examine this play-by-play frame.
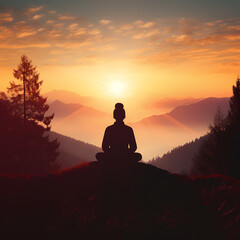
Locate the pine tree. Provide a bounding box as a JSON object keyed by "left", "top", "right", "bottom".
{"left": 228, "top": 77, "right": 240, "bottom": 128}
{"left": 0, "top": 55, "right": 60, "bottom": 175}
{"left": 8, "top": 55, "right": 53, "bottom": 128}
{"left": 191, "top": 108, "right": 229, "bottom": 175}
{"left": 226, "top": 77, "right": 240, "bottom": 178}
{"left": 191, "top": 77, "right": 240, "bottom": 178}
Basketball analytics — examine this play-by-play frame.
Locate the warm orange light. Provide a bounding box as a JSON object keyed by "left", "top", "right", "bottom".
{"left": 109, "top": 81, "right": 126, "bottom": 97}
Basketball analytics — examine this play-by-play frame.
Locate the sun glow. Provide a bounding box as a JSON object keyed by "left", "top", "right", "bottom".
{"left": 109, "top": 81, "right": 126, "bottom": 96}
{"left": 95, "top": 71, "right": 139, "bottom": 101}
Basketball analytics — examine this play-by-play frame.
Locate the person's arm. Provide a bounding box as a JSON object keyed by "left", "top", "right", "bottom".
{"left": 129, "top": 128, "right": 137, "bottom": 153}
{"left": 102, "top": 127, "right": 110, "bottom": 152}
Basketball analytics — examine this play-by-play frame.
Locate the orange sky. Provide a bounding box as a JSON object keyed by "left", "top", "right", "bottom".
{"left": 0, "top": 5, "right": 239, "bottom": 120}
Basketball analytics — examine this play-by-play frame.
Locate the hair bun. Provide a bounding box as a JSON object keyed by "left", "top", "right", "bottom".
{"left": 115, "top": 103, "right": 124, "bottom": 109}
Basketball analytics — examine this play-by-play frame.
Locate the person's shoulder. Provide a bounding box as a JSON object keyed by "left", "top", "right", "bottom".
{"left": 124, "top": 124, "right": 133, "bottom": 131}
{"left": 106, "top": 124, "right": 114, "bottom": 130}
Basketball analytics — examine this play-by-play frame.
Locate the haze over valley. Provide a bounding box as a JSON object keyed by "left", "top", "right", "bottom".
{"left": 46, "top": 90, "right": 230, "bottom": 163}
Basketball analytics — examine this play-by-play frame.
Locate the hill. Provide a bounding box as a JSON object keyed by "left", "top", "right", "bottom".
{"left": 48, "top": 131, "right": 100, "bottom": 169}
{"left": 135, "top": 97, "right": 229, "bottom": 130}
{"left": 153, "top": 97, "right": 204, "bottom": 113}
{"left": 51, "top": 104, "right": 111, "bottom": 146}
{"left": 45, "top": 97, "right": 230, "bottom": 162}
{"left": 47, "top": 100, "right": 83, "bottom": 120}
{"left": 169, "top": 97, "right": 229, "bottom": 129}
{"left": 0, "top": 162, "right": 239, "bottom": 239}
{"left": 149, "top": 136, "right": 207, "bottom": 174}
{"left": 44, "top": 89, "right": 93, "bottom": 105}
{"left": 130, "top": 97, "right": 229, "bottom": 160}
{"left": 45, "top": 96, "right": 111, "bottom": 147}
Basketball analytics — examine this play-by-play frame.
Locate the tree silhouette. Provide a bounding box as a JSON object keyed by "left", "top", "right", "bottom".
{"left": 228, "top": 77, "right": 240, "bottom": 127}
{"left": 191, "top": 77, "right": 240, "bottom": 179}
{"left": 0, "top": 56, "right": 59, "bottom": 175}
{"left": 8, "top": 55, "right": 53, "bottom": 128}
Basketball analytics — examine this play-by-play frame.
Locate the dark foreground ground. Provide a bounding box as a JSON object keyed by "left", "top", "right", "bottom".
{"left": 0, "top": 161, "right": 240, "bottom": 239}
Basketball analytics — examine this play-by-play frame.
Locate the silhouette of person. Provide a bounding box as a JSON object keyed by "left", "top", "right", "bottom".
{"left": 96, "top": 103, "right": 142, "bottom": 163}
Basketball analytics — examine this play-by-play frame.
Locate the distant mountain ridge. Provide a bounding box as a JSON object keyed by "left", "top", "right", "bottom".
{"left": 149, "top": 135, "right": 207, "bottom": 174}
{"left": 48, "top": 131, "right": 100, "bottom": 169}
{"left": 45, "top": 92, "right": 230, "bottom": 163}
{"left": 168, "top": 97, "right": 229, "bottom": 128}
{"left": 153, "top": 97, "right": 204, "bottom": 112}
{"left": 135, "top": 97, "right": 230, "bottom": 129}
{"left": 44, "top": 89, "right": 93, "bottom": 105}
{"left": 130, "top": 97, "right": 230, "bottom": 161}
{"left": 47, "top": 100, "right": 83, "bottom": 120}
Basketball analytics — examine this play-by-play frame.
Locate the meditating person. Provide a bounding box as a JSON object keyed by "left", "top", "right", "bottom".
{"left": 96, "top": 103, "right": 142, "bottom": 163}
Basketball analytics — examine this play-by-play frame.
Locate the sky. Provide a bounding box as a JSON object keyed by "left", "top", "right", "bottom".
{"left": 0, "top": 0, "right": 240, "bottom": 118}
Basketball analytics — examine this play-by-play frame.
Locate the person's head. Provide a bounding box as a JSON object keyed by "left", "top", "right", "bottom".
{"left": 113, "top": 103, "right": 125, "bottom": 121}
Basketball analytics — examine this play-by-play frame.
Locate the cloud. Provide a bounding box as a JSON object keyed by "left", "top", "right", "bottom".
{"left": 132, "top": 29, "right": 160, "bottom": 39}
{"left": 74, "top": 28, "right": 87, "bottom": 35}
{"left": 16, "top": 31, "right": 36, "bottom": 38}
{"left": 46, "top": 20, "right": 54, "bottom": 24}
{"left": 126, "top": 18, "right": 240, "bottom": 69}
{"left": 58, "top": 15, "right": 76, "bottom": 20}
{"left": 0, "top": 43, "right": 51, "bottom": 49}
{"left": 140, "top": 22, "right": 155, "bottom": 28}
{"left": 100, "top": 19, "right": 111, "bottom": 25}
{"left": 68, "top": 27, "right": 86, "bottom": 37}
{"left": 33, "top": 14, "right": 44, "bottom": 20}
{"left": 88, "top": 28, "right": 101, "bottom": 35}
{"left": 27, "top": 6, "right": 43, "bottom": 13}
{"left": 68, "top": 23, "right": 78, "bottom": 30}
{"left": 134, "top": 20, "right": 144, "bottom": 25}
{"left": 48, "top": 11, "right": 56, "bottom": 15}
{"left": 1, "top": 5, "right": 240, "bottom": 70}
{"left": 0, "top": 13, "right": 13, "bottom": 23}
{"left": 55, "top": 41, "right": 91, "bottom": 49}
{"left": 0, "top": 26, "right": 13, "bottom": 39}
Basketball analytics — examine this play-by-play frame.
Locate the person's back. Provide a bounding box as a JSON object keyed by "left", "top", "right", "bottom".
{"left": 96, "top": 103, "right": 142, "bottom": 163}
{"left": 102, "top": 122, "right": 137, "bottom": 154}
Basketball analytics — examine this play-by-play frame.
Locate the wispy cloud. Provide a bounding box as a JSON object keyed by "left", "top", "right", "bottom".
{"left": 132, "top": 29, "right": 159, "bottom": 39}
{"left": 0, "top": 5, "right": 240, "bottom": 69}
{"left": 0, "top": 13, "right": 13, "bottom": 23}
{"left": 16, "top": 31, "right": 36, "bottom": 38}
{"left": 33, "top": 14, "right": 44, "bottom": 20}
{"left": 140, "top": 22, "right": 155, "bottom": 28}
{"left": 100, "top": 19, "right": 111, "bottom": 25}
{"left": 58, "top": 15, "right": 76, "bottom": 20}
{"left": 27, "top": 6, "right": 43, "bottom": 13}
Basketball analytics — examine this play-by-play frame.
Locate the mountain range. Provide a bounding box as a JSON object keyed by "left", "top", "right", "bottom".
{"left": 130, "top": 97, "right": 229, "bottom": 160}
{"left": 45, "top": 90, "right": 230, "bottom": 171}
{"left": 48, "top": 100, "right": 111, "bottom": 146}
{"left": 44, "top": 89, "right": 94, "bottom": 105}
{"left": 152, "top": 97, "right": 204, "bottom": 113}
{"left": 134, "top": 97, "right": 229, "bottom": 129}
{"left": 47, "top": 100, "right": 83, "bottom": 120}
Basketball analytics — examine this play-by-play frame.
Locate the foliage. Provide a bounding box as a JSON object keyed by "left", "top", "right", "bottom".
{"left": 149, "top": 136, "right": 206, "bottom": 174}
{"left": 191, "top": 78, "right": 240, "bottom": 179}
{"left": 8, "top": 55, "right": 53, "bottom": 128}
{"left": 0, "top": 55, "right": 59, "bottom": 174}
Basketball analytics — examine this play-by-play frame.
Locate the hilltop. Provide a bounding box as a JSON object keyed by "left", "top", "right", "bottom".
{"left": 0, "top": 161, "right": 239, "bottom": 239}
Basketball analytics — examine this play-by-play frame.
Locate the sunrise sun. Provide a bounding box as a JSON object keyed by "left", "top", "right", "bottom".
{"left": 97, "top": 74, "right": 130, "bottom": 98}
{"left": 109, "top": 81, "right": 126, "bottom": 96}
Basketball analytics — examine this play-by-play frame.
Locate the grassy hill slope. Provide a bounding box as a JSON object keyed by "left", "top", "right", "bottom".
{"left": 0, "top": 161, "right": 239, "bottom": 239}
